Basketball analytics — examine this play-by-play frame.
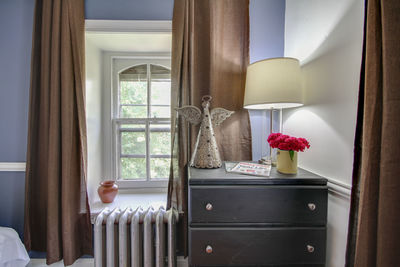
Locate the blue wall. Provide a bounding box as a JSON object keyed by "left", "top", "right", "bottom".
{"left": 0, "top": 0, "right": 285, "bottom": 239}
{"left": 0, "top": 0, "right": 34, "bottom": 162}
{"left": 249, "top": 0, "right": 286, "bottom": 161}
{"left": 250, "top": 0, "right": 285, "bottom": 62}
{"left": 0, "top": 0, "right": 34, "bottom": 238}
{"left": 85, "top": 0, "right": 174, "bottom": 20}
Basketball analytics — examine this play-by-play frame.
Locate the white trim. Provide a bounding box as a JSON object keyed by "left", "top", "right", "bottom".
{"left": 110, "top": 56, "right": 172, "bottom": 185}
{"left": 100, "top": 53, "right": 172, "bottom": 181}
{"left": 0, "top": 162, "right": 26, "bottom": 172}
{"left": 85, "top": 20, "right": 172, "bottom": 33}
{"left": 28, "top": 259, "right": 93, "bottom": 267}
{"left": 28, "top": 257, "right": 187, "bottom": 267}
{"left": 327, "top": 177, "right": 351, "bottom": 198}
{"left": 117, "top": 180, "right": 169, "bottom": 189}
{"left": 299, "top": 167, "right": 352, "bottom": 198}
{"left": 0, "top": 161, "right": 352, "bottom": 199}
{"left": 110, "top": 54, "right": 171, "bottom": 60}
{"left": 179, "top": 256, "right": 189, "bottom": 267}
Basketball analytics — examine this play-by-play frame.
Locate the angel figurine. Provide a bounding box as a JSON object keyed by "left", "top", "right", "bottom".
{"left": 176, "top": 95, "right": 234, "bottom": 168}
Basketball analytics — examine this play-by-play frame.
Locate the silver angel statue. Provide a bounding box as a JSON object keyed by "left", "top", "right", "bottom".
{"left": 176, "top": 95, "right": 234, "bottom": 168}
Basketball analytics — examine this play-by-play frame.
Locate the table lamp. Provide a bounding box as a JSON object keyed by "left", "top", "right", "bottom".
{"left": 244, "top": 57, "right": 303, "bottom": 164}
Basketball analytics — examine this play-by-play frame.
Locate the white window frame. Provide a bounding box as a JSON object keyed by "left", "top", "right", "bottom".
{"left": 112, "top": 59, "right": 171, "bottom": 188}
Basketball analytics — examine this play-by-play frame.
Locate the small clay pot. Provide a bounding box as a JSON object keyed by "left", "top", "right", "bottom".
{"left": 98, "top": 180, "right": 118, "bottom": 203}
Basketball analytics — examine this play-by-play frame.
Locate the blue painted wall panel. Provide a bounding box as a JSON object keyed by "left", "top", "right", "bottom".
{"left": 0, "top": 0, "right": 34, "bottom": 162}
{"left": 249, "top": 0, "right": 286, "bottom": 161}
{"left": 85, "top": 0, "right": 174, "bottom": 20}
{"left": 250, "top": 0, "right": 285, "bottom": 62}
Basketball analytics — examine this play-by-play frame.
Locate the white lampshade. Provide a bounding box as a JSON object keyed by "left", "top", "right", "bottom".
{"left": 244, "top": 57, "right": 303, "bottom": 109}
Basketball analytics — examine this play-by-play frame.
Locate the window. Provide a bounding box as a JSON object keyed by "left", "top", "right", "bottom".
{"left": 113, "top": 60, "right": 171, "bottom": 188}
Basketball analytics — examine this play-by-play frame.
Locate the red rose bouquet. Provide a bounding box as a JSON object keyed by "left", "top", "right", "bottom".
{"left": 267, "top": 133, "right": 310, "bottom": 160}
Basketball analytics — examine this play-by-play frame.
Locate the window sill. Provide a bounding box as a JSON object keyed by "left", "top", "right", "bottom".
{"left": 90, "top": 191, "right": 167, "bottom": 224}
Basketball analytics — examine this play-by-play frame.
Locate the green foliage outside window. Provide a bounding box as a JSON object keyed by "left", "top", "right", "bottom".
{"left": 150, "top": 158, "right": 170, "bottom": 179}
{"left": 120, "top": 81, "right": 147, "bottom": 105}
{"left": 121, "top": 131, "right": 146, "bottom": 155}
{"left": 118, "top": 64, "right": 171, "bottom": 180}
{"left": 121, "top": 158, "right": 146, "bottom": 179}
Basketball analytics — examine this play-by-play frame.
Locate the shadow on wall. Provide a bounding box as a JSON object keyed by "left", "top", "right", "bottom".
{"left": 286, "top": 0, "right": 357, "bottom": 65}
{"left": 283, "top": 0, "right": 363, "bottom": 178}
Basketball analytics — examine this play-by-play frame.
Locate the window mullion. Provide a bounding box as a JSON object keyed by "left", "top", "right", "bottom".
{"left": 147, "top": 63, "right": 151, "bottom": 118}
{"left": 146, "top": 63, "right": 151, "bottom": 181}
{"left": 118, "top": 128, "right": 122, "bottom": 180}
{"left": 146, "top": 120, "right": 150, "bottom": 181}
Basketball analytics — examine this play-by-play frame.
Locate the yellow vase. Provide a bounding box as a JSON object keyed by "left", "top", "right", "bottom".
{"left": 277, "top": 149, "right": 298, "bottom": 174}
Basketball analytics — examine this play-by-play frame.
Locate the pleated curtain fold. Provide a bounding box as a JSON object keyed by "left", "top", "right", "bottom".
{"left": 24, "top": 0, "right": 92, "bottom": 265}
{"left": 168, "top": 0, "right": 252, "bottom": 255}
{"left": 346, "top": 0, "right": 400, "bottom": 266}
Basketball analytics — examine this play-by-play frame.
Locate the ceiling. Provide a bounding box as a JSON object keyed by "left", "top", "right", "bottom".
{"left": 85, "top": 32, "right": 171, "bottom": 53}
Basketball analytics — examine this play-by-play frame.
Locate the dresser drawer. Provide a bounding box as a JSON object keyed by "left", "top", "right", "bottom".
{"left": 189, "top": 186, "right": 327, "bottom": 225}
{"left": 189, "top": 227, "right": 326, "bottom": 266}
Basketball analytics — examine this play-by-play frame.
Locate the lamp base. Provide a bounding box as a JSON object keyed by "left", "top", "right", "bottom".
{"left": 258, "top": 156, "right": 277, "bottom": 167}
{"left": 258, "top": 157, "right": 271, "bottom": 165}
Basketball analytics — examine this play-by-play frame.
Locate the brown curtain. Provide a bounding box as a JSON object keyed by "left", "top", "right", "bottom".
{"left": 167, "top": 0, "right": 252, "bottom": 255}
{"left": 24, "top": 0, "right": 92, "bottom": 265}
{"left": 346, "top": 0, "right": 400, "bottom": 266}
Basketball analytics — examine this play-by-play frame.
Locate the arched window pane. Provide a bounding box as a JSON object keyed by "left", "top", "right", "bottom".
{"left": 150, "top": 64, "right": 171, "bottom": 118}
{"left": 119, "top": 64, "right": 147, "bottom": 118}
{"left": 116, "top": 62, "right": 171, "bottom": 181}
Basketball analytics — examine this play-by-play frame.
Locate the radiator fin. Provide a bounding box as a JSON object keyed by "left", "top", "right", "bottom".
{"left": 94, "top": 206, "right": 178, "bottom": 267}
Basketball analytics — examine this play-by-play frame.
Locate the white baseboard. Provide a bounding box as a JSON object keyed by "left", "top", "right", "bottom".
{"left": 28, "top": 257, "right": 188, "bottom": 267}
{"left": 27, "top": 259, "right": 93, "bottom": 267}
{"left": 179, "top": 257, "right": 189, "bottom": 267}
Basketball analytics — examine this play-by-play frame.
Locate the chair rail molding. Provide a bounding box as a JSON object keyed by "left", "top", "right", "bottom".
{"left": 299, "top": 167, "right": 351, "bottom": 198}
{"left": 327, "top": 177, "right": 351, "bottom": 198}
{"left": 0, "top": 162, "right": 26, "bottom": 172}
{"left": 0, "top": 161, "right": 352, "bottom": 198}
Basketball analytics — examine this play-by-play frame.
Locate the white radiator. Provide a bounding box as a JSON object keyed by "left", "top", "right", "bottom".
{"left": 94, "top": 207, "right": 179, "bottom": 267}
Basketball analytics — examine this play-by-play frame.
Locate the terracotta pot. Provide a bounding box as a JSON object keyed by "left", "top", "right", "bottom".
{"left": 98, "top": 180, "right": 118, "bottom": 203}
{"left": 276, "top": 149, "right": 298, "bottom": 174}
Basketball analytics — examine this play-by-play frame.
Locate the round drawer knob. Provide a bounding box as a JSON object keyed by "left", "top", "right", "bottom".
{"left": 308, "top": 203, "right": 316, "bottom": 211}
{"left": 206, "top": 203, "right": 213, "bottom": 211}
{"left": 307, "top": 245, "right": 315, "bottom": 253}
{"left": 205, "top": 245, "right": 213, "bottom": 254}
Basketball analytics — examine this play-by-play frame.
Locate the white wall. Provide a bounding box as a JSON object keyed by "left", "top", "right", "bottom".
{"left": 284, "top": 0, "right": 364, "bottom": 266}
{"left": 85, "top": 38, "right": 103, "bottom": 203}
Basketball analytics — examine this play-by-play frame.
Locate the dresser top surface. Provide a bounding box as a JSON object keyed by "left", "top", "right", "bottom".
{"left": 189, "top": 162, "right": 327, "bottom": 186}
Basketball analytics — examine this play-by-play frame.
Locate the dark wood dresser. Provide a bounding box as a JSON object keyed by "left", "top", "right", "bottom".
{"left": 188, "top": 163, "right": 328, "bottom": 266}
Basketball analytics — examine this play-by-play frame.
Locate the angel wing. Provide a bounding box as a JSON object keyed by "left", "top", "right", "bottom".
{"left": 211, "top": 108, "right": 234, "bottom": 126}
{"left": 176, "top": 106, "right": 202, "bottom": 125}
